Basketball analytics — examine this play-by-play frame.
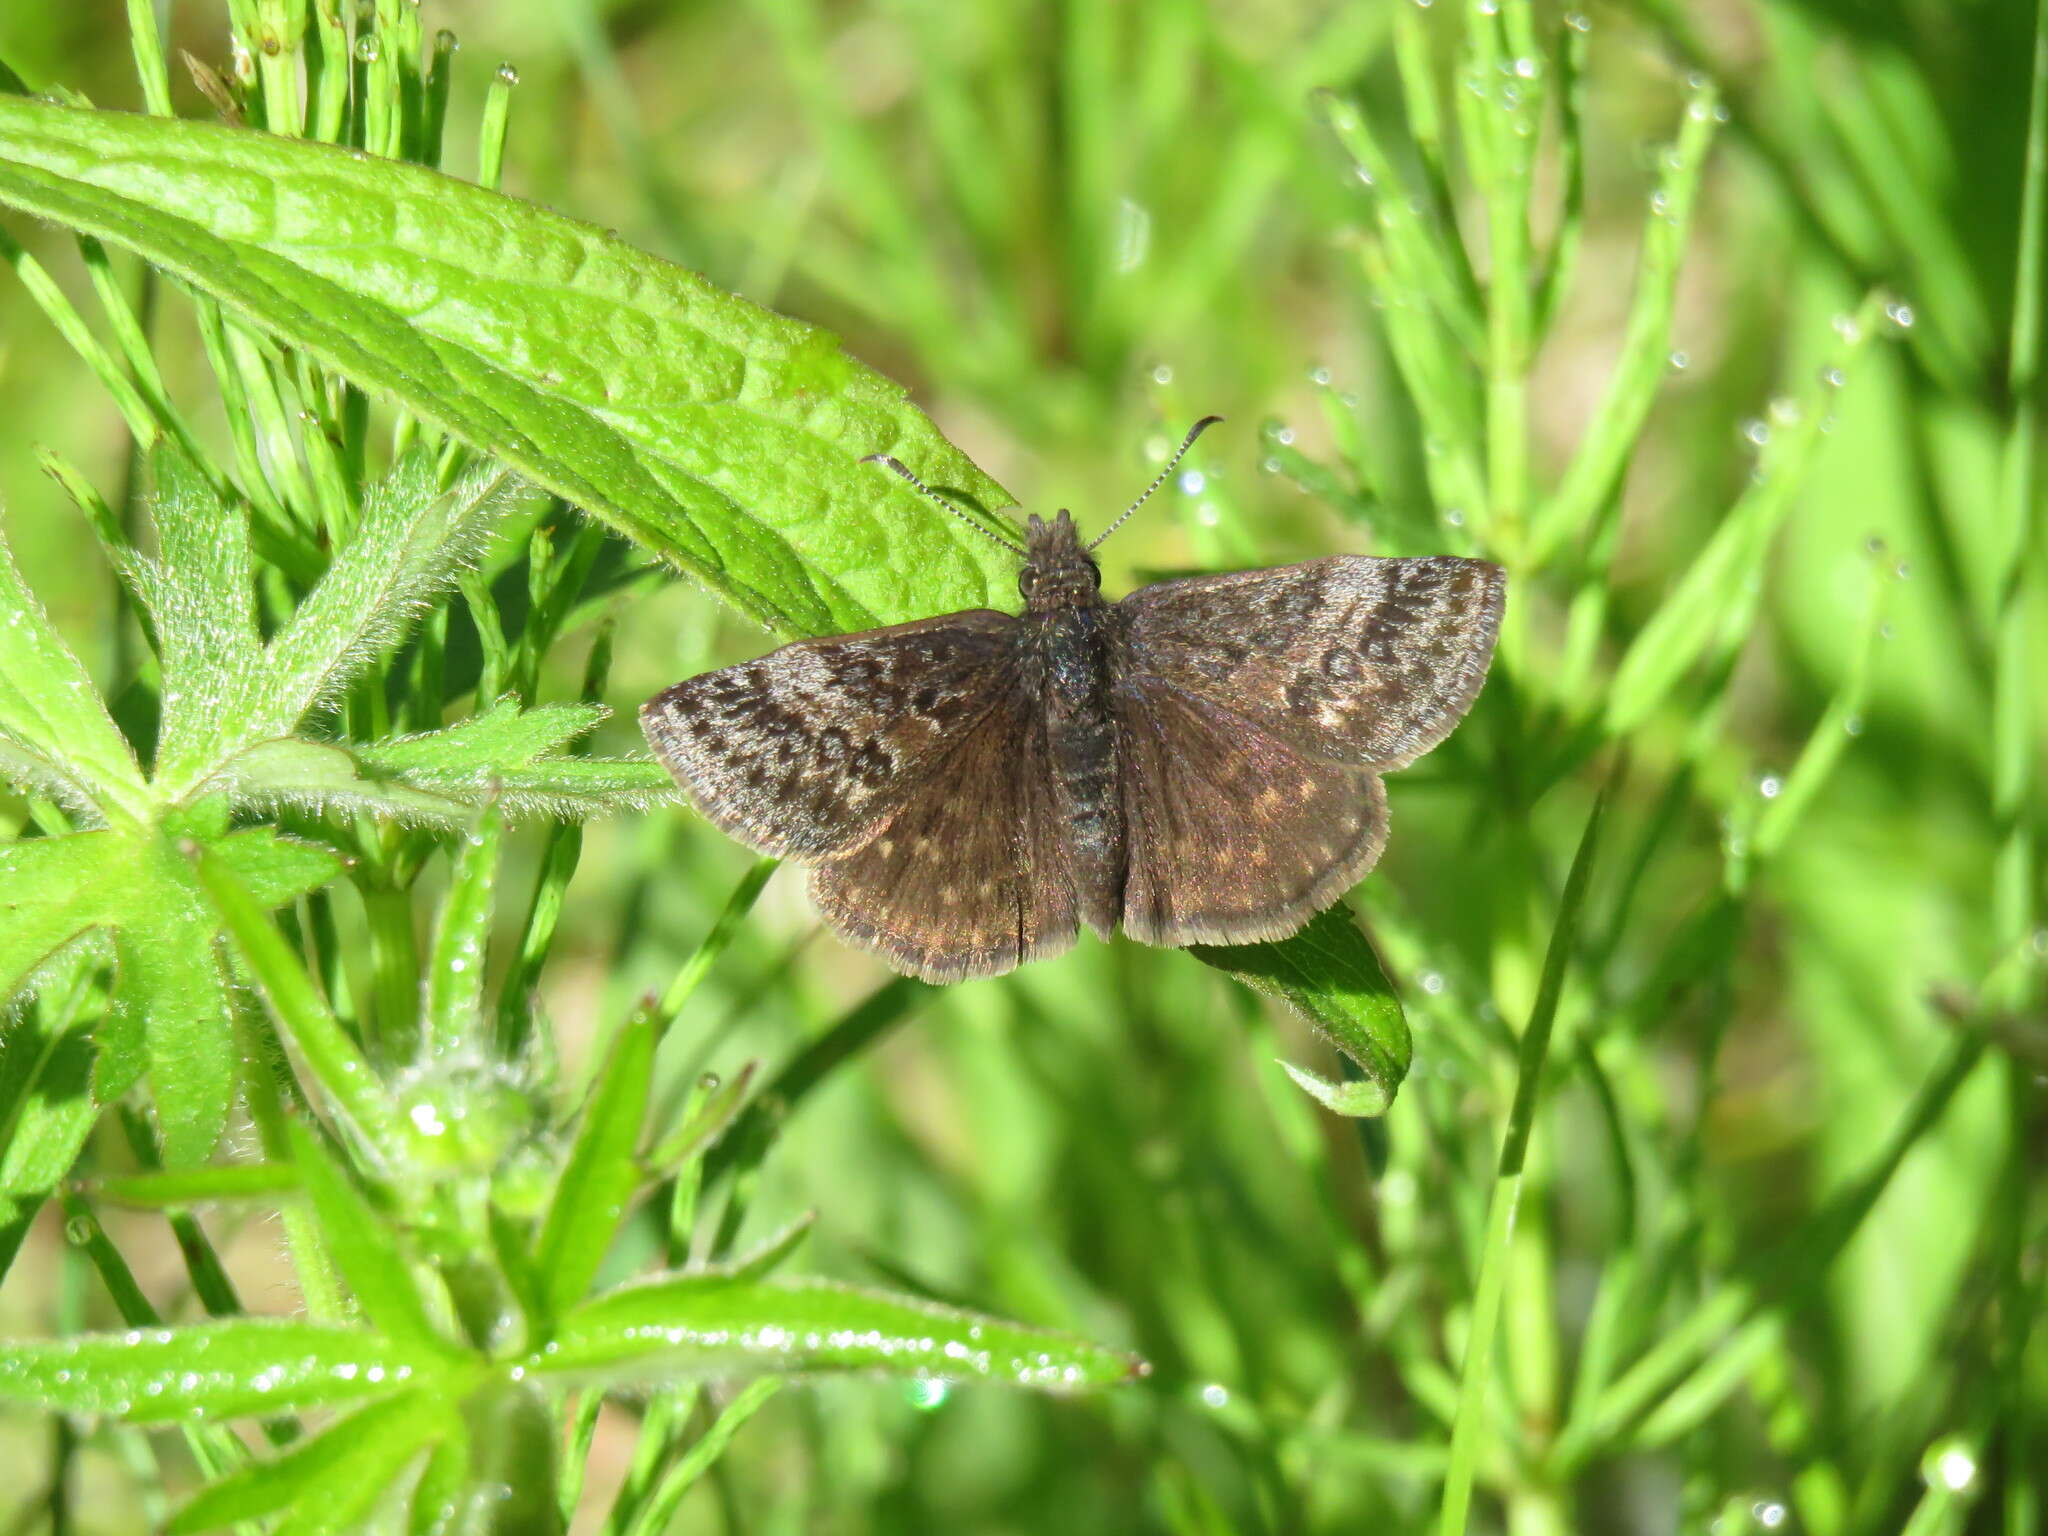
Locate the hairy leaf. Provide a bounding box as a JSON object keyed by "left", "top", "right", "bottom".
{"left": 0, "top": 1319, "right": 453, "bottom": 1422}
{"left": 0, "top": 98, "right": 1020, "bottom": 638}
{"left": 0, "top": 522, "right": 146, "bottom": 823}
{"left": 534, "top": 1274, "right": 1144, "bottom": 1391}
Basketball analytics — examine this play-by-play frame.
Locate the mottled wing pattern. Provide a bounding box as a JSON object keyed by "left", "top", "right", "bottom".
{"left": 1114, "top": 556, "right": 1505, "bottom": 770}
{"left": 810, "top": 683, "right": 1078, "bottom": 983}
{"left": 640, "top": 611, "right": 1018, "bottom": 859}
{"left": 1114, "top": 677, "right": 1388, "bottom": 947}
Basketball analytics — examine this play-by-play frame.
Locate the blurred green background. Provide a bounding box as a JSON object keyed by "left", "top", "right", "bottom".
{"left": 1, "top": 0, "right": 2042, "bottom": 1532}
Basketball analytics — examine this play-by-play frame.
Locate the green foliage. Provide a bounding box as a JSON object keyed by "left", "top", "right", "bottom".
{"left": 0, "top": 0, "right": 2042, "bottom": 1531}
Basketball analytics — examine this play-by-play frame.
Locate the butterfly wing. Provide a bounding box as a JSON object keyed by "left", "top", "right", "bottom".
{"left": 640, "top": 610, "right": 1021, "bottom": 859}
{"left": 1109, "top": 555, "right": 1500, "bottom": 948}
{"left": 809, "top": 681, "right": 1079, "bottom": 983}
{"left": 1113, "top": 677, "right": 1388, "bottom": 946}
{"left": 1113, "top": 555, "right": 1504, "bottom": 770}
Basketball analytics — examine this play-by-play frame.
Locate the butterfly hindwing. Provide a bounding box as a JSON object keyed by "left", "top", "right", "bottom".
{"left": 1113, "top": 555, "right": 1505, "bottom": 770}
{"left": 809, "top": 683, "right": 1079, "bottom": 983}
{"left": 1113, "top": 676, "right": 1388, "bottom": 947}
{"left": 640, "top": 610, "right": 1019, "bottom": 859}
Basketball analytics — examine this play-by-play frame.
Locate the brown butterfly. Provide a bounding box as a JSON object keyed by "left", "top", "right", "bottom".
{"left": 642, "top": 419, "right": 1504, "bottom": 983}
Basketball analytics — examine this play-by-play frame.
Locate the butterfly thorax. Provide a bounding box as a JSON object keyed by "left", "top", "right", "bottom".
{"left": 1016, "top": 509, "right": 1124, "bottom": 936}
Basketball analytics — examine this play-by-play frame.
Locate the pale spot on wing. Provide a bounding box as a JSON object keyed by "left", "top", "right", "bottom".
{"left": 876, "top": 838, "right": 895, "bottom": 857}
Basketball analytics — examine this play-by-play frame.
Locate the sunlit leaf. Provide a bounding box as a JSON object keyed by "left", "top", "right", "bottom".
{"left": 0, "top": 97, "right": 1019, "bottom": 638}
{"left": 534, "top": 1274, "right": 1144, "bottom": 1392}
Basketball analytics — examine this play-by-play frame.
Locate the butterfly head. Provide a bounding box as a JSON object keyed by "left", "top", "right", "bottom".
{"left": 1019, "top": 509, "right": 1103, "bottom": 611}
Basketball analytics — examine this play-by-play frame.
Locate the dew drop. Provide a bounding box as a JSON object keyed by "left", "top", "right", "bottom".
{"left": 63, "top": 1214, "right": 96, "bottom": 1246}
{"left": 436, "top": 29, "right": 458, "bottom": 51}
{"left": 1884, "top": 300, "right": 1916, "bottom": 329}
{"left": 355, "top": 34, "right": 381, "bottom": 63}
{"left": 1669, "top": 349, "right": 1690, "bottom": 371}
{"left": 1820, "top": 366, "right": 1846, "bottom": 388}
{"left": 1199, "top": 1382, "right": 1231, "bottom": 1408}
{"left": 1844, "top": 714, "right": 1864, "bottom": 736}
{"left": 1564, "top": 11, "right": 1590, "bottom": 31}
{"left": 1741, "top": 419, "right": 1770, "bottom": 447}
{"left": 1649, "top": 189, "right": 1672, "bottom": 217}
{"left": 1753, "top": 1501, "right": 1787, "bottom": 1529}
{"left": 698, "top": 1071, "right": 722, "bottom": 1092}
{"left": 1178, "top": 470, "right": 1207, "bottom": 496}
{"left": 1832, "top": 312, "right": 1863, "bottom": 344}
{"left": 1758, "top": 774, "right": 1782, "bottom": 799}
{"left": 906, "top": 1378, "right": 949, "bottom": 1410}
{"left": 1308, "top": 365, "right": 1332, "bottom": 386}
{"left": 496, "top": 62, "right": 520, "bottom": 86}
{"left": 1151, "top": 362, "right": 1175, "bottom": 386}
{"left": 1420, "top": 971, "right": 1445, "bottom": 995}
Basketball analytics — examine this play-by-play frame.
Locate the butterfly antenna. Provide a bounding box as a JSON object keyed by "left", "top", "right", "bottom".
{"left": 860, "top": 454, "right": 1025, "bottom": 555}
{"left": 1088, "top": 414, "right": 1225, "bottom": 550}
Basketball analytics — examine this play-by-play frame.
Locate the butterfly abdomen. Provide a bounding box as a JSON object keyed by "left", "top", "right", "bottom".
{"left": 1034, "top": 604, "right": 1125, "bottom": 939}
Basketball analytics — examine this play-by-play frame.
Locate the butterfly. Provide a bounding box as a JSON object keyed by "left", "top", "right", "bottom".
{"left": 642, "top": 419, "right": 1504, "bottom": 983}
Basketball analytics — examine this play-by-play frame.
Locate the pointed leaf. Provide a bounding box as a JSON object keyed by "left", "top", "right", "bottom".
{"left": 135, "top": 444, "right": 262, "bottom": 787}
{"left": 0, "top": 994, "right": 97, "bottom": 1281}
{"left": 536, "top": 1274, "right": 1143, "bottom": 1392}
{"left": 113, "top": 907, "right": 235, "bottom": 1167}
{"left": 533, "top": 1009, "right": 657, "bottom": 1325}
{"left": 254, "top": 453, "right": 513, "bottom": 737}
{"left": 0, "top": 98, "right": 1018, "bottom": 637}
{"left": 355, "top": 699, "right": 606, "bottom": 776}
{"left": 0, "top": 1319, "right": 449, "bottom": 1422}
{"left": 168, "top": 1389, "right": 457, "bottom": 1535}
{"left": 0, "top": 520, "right": 146, "bottom": 822}
{"left": 1192, "top": 904, "right": 1411, "bottom": 1116}
{"left": 423, "top": 802, "right": 501, "bottom": 1058}
{"left": 287, "top": 1121, "right": 447, "bottom": 1353}
{"left": 0, "top": 832, "right": 109, "bottom": 1006}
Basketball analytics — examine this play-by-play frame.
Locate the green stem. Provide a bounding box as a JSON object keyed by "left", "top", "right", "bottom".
{"left": 1440, "top": 772, "right": 1615, "bottom": 1535}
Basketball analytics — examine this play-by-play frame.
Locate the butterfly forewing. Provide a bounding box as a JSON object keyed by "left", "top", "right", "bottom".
{"left": 1114, "top": 556, "right": 1505, "bottom": 770}
{"left": 640, "top": 610, "right": 1019, "bottom": 859}
{"left": 810, "top": 684, "right": 1079, "bottom": 983}
{"left": 1114, "top": 677, "right": 1389, "bottom": 946}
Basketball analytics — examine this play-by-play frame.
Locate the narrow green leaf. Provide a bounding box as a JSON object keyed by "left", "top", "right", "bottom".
{"left": 87, "top": 1162, "right": 298, "bottom": 1209}
{"left": 423, "top": 802, "right": 501, "bottom": 1058}
{"left": 533, "top": 1007, "right": 657, "bottom": 1325}
{"left": 622, "top": 1378, "right": 781, "bottom": 1536}
{"left": 0, "top": 833, "right": 107, "bottom": 1007}
{"left": 0, "top": 521, "right": 147, "bottom": 824}
{"left": 113, "top": 907, "right": 235, "bottom": 1167}
{"left": 434, "top": 1381, "right": 564, "bottom": 1536}
{"left": 135, "top": 444, "right": 262, "bottom": 788}
{"left": 286, "top": 1121, "right": 446, "bottom": 1353}
{"left": 168, "top": 1389, "right": 456, "bottom": 1535}
{"left": 0, "top": 98, "right": 1018, "bottom": 637}
{"left": 533, "top": 1274, "right": 1144, "bottom": 1392}
{"left": 0, "top": 987, "right": 98, "bottom": 1282}
{"left": 0, "top": 1319, "right": 448, "bottom": 1422}
{"left": 355, "top": 700, "right": 606, "bottom": 776}
{"left": 1604, "top": 293, "right": 1882, "bottom": 738}
{"left": 253, "top": 454, "right": 514, "bottom": 740}
{"left": 1192, "top": 904, "right": 1411, "bottom": 1116}
{"left": 195, "top": 846, "right": 408, "bottom": 1162}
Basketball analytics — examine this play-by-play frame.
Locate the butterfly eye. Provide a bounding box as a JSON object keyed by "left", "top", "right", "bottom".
{"left": 1018, "top": 568, "right": 1039, "bottom": 598}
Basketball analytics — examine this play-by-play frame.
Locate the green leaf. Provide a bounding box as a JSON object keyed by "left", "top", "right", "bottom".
{"left": 287, "top": 1121, "right": 447, "bottom": 1353}
{"left": 87, "top": 1162, "right": 299, "bottom": 1210}
{"left": 0, "top": 988, "right": 98, "bottom": 1282}
{"left": 355, "top": 699, "right": 606, "bottom": 776}
{"left": 533, "top": 1008, "right": 657, "bottom": 1326}
{"left": 112, "top": 903, "right": 235, "bottom": 1168}
{"left": 423, "top": 802, "right": 501, "bottom": 1057}
{"left": 168, "top": 1389, "right": 457, "bottom": 1535}
{"left": 534, "top": 1274, "right": 1145, "bottom": 1392}
{"left": 0, "top": 1319, "right": 450, "bottom": 1422}
{"left": 0, "top": 833, "right": 107, "bottom": 1007}
{"left": 1192, "top": 904, "right": 1412, "bottom": 1116}
{"left": 0, "top": 521, "right": 147, "bottom": 824}
{"left": 249, "top": 453, "right": 512, "bottom": 744}
{"left": 0, "top": 98, "right": 1019, "bottom": 637}
{"left": 134, "top": 444, "right": 263, "bottom": 789}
